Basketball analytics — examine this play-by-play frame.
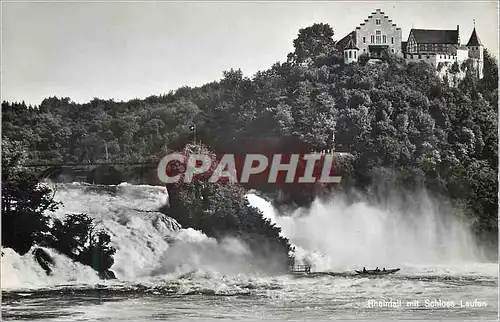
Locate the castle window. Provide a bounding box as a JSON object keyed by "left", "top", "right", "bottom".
{"left": 363, "top": 48, "right": 366, "bottom": 53}
{"left": 392, "top": 49, "right": 394, "bottom": 53}
{"left": 391, "top": 37, "right": 394, "bottom": 44}
{"left": 383, "top": 35, "right": 387, "bottom": 43}
{"left": 354, "top": 51, "right": 357, "bottom": 58}
{"left": 418, "top": 54, "right": 422, "bottom": 59}
{"left": 376, "top": 19, "right": 381, "bottom": 25}
{"left": 376, "top": 30, "right": 381, "bottom": 44}
{"left": 371, "top": 35, "right": 375, "bottom": 43}
{"left": 363, "top": 37, "right": 366, "bottom": 43}
{"left": 349, "top": 51, "right": 352, "bottom": 58}
{"left": 344, "top": 51, "right": 348, "bottom": 58}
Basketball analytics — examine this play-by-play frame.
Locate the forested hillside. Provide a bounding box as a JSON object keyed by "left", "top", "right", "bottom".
{"left": 3, "top": 23, "right": 498, "bottom": 255}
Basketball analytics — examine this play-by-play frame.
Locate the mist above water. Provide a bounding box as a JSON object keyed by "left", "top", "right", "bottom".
{"left": 246, "top": 189, "right": 484, "bottom": 271}
{"left": 150, "top": 228, "right": 265, "bottom": 276}
{"left": 1, "top": 182, "right": 488, "bottom": 290}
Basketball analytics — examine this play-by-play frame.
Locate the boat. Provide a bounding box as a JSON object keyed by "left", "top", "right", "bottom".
{"left": 355, "top": 268, "right": 400, "bottom": 275}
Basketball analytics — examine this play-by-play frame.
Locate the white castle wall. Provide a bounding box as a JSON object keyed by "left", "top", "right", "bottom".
{"left": 404, "top": 52, "right": 469, "bottom": 67}
{"left": 456, "top": 48, "right": 469, "bottom": 62}
{"left": 404, "top": 47, "right": 481, "bottom": 84}
{"left": 405, "top": 52, "right": 439, "bottom": 67}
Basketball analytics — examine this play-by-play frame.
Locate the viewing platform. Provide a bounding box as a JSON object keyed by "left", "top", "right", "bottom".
{"left": 289, "top": 264, "right": 312, "bottom": 274}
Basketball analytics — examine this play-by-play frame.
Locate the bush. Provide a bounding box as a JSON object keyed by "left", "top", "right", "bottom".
{"left": 49, "top": 213, "right": 116, "bottom": 273}
{"left": 161, "top": 143, "right": 293, "bottom": 272}
{"left": 2, "top": 139, "right": 116, "bottom": 275}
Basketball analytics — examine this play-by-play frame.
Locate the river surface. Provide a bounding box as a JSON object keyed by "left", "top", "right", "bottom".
{"left": 2, "top": 264, "right": 498, "bottom": 321}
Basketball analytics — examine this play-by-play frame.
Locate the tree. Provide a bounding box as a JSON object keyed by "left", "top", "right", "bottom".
{"left": 479, "top": 49, "right": 498, "bottom": 108}
{"left": 161, "top": 143, "right": 293, "bottom": 273}
{"left": 1, "top": 139, "right": 60, "bottom": 254}
{"left": 2, "top": 140, "right": 117, "bottom": 275}
{"left": 49, "top": 213, "right": 116, "bottom": 273}
{"left": 287, "top": 23, "right": 337, "bottom": 65}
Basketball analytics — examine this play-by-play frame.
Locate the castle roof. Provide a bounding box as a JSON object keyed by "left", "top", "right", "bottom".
{"left": 410, "top": 29, "right": 459, "bottom": 44}
{"left": 344, "top": 35, "right": 359, "bottom": 50}
{"left": 466, "top": 27, "right": 482, "bottom": 46}
{"left": 336, "top": 31, "right": 356, "bottom": 51}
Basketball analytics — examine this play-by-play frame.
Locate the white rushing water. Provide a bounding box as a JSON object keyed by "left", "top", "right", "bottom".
{"left": 245, "top": 190, "right": 485, "bottom": 272}
{"left": 1, "top": 182, "right": 491, "bottom": 289}
{"left": 1, "top": 182, "right": 497, "bottom": 320}
{"left": 1, "top": 247, "right": 100, "bottom": 289}
{"left": 2, "top": 183, "right": 263, "bottom": 289}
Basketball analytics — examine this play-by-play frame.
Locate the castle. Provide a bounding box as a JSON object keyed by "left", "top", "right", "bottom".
{"left": 336, "top": 9, "right": 484, "bottom": 79}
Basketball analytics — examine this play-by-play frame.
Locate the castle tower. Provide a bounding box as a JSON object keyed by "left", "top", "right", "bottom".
{"left": 466, "top": 21, "right": 484, "bottom": 79}
{"left": 343, "top": 35, "right": 359, "bottom": 64}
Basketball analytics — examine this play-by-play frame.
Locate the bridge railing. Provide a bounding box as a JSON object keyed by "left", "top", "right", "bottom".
{"left": 18, "top": 161, "right": 159, "bottom": 167}
{"left": 289, "top": 264, "right": 312, "bottom": 273}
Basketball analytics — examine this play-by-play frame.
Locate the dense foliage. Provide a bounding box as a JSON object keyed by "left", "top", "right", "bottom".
{"left": 2, "top": 23, "right": 498, "bottom": 258}
{"left": 160, "top": 143, "right": 293, "bottom": 272}
{"left": 2, "top": 140, "right": 116, "bottom": 276}
{"left": 2, "top": 140, "right": 61, "bottom": 255}
{"left": 48, "top": 213, "right": 116, "bottom": 275}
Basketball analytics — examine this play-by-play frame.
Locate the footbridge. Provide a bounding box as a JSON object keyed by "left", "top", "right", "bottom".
{"left": 19, "top": 161, "right": 162, "bottom": 185}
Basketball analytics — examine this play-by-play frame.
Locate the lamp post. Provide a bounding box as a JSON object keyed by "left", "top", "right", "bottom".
{"left": 190, "top": 124, "right": 196, "bottom": 144}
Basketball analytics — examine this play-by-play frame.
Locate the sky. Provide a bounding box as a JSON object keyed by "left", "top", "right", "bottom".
{"left": 2, "top": 1, "right": 498, "bottom": 105}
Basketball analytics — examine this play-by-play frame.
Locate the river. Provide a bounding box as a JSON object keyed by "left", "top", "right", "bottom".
{"left": 1, "top": 183, "right": 498, "bottom": 320}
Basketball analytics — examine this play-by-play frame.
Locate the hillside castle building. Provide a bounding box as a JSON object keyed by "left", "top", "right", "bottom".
{"left": 336, "top": 9, "right": 484, "bottom": 79}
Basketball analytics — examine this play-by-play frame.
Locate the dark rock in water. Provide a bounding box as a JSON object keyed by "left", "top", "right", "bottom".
{"left": 98, "top": 270, "right": 117, "bottom": 280}
{"left": 33, "top": 248, "right": 54, "bottom": 276}
{"left": 150, "top": 212, "right": 182, "bottom": 233}
{"left": 132, "top": 209, "right": 182, "bottom": 235}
